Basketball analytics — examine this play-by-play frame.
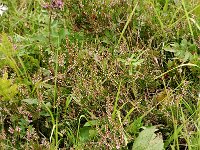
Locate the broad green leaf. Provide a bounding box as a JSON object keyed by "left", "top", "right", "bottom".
{"left": 22, "top": 98, "right": 38, "bottom": 105}
{"left": 183, "top": 51, "right": 191, "bottom": 62}
{"left": 0, "top": 72, "right": 18, "bottom": 101}
{"left": 0, "top": 33, "right": 16, "bottom": 57}
{"left": 79, "top": 127, "right": 91, "bottom": 142}
{"left": 84, "top": 120, "right": 98, "bottom": 127}
{"left": 180, "top": 39, "right": 188, "bottom": 48}
{"left": 127, "top": 117, "right": 143, "bottom": 134}
{"left": 79, "top": 127, "right": 98, "bottom": 142}
{"left": 132, "top": 126, "right": 164, "bottom": 150}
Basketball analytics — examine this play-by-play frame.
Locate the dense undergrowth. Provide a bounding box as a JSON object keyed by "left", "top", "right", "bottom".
{"left": 0, "top": 0, "right": 200, "bottom": 149}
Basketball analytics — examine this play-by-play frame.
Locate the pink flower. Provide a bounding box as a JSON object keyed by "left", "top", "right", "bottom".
{"left": 8, "top": 127, "right": 14, "bottom": 134}
{"left": 42, "top": 0, "right": 64, "bottom": 9}
{"left": 52, "top": 0, "right": 64, "bottom": 9}
{"left": 15, "top": 126, "right": 21, "bottom": 133}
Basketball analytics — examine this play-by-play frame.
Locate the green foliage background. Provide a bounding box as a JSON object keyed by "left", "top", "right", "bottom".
{"left": 0, "top": 0, "right": 200, "bottom": 149}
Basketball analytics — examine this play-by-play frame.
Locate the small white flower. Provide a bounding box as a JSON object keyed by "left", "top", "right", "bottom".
{"left": 0, "top": 4, "right": 8, "bottom": 16}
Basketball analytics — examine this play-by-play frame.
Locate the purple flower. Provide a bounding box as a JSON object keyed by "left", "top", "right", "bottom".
{"left": 52, "top": 0, "right": 64, "bottom": 9}
{"left": 42, "top": 0, "right": 64, "bottom": 10}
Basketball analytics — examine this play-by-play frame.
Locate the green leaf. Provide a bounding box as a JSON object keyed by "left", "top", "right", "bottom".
{"left": 44, "top": 102, "right": 52, "bottom": 108}
{"left": 79, "top": 127, "right": 91, "bottom": 142}
{"left": 163, "top": 47, "right": 176, "bottom": 52}
{"left": 79, "top": 127, "right": 98, "bottom": 143}
{"left": 0, "top": 33, "right": 18, "bottom": 72}
{"left": 22, "top": 98, "right": 38, "bottom": 105}
{"left": 0, "top": 33, "right": 16, "bottom": 57}
{"left": 84, "top": 120, "right": 98, "bottom": 127}
{"left": 132, "top": 126, "right": 164, "bottom": 150}
{"left": 58, "top": 28, "right": 69, "bottom": 41}
{"left": 180, "top": 39, "right": 188, "bottom": 48}
{"left": 183, "top": 51, "right": 191, "bottom": 62}
{"left": 127, "top": 117, "right": 143, "bottom": 134}
{"left": 65, "top": 95, "right": 72, "bottom": 110}
{"left": 0, "top": 73, "right": 18, "bottom": 101}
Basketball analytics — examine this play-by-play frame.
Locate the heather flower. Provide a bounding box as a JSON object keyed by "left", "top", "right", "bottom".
{"left": 42, "top": 0, "right": 64, "bottom": 10}
{"left": 41, "top": 138, "right": 50, "bottom": 148}
{"left": 15, "top": 126, "right": 21, "bottom": 133}
{"left": 26, "top": 127, "right": 38, "bottom": 141}
{"left": 8, "top": 127, "right": 14, "bottom": 134}
{"left": 28, "top": 114, "right": 33, "bottom": 123}
{"left": 0, "top": 4, "right": 8, "bottom": 16}
{"left": 52, "top": 0, "right": 64, "bottom": 9}
{"left": 26, "top": 129, "right": 31, "bottom": 141}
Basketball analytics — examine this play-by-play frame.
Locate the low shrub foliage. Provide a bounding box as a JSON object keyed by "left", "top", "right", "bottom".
{"left": 0, "top": 0, "right": 200, "bottom": 149}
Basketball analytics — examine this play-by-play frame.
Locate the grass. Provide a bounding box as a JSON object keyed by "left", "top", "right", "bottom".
{"left": 0, "top": 0, "right": 200, "bottom": 149}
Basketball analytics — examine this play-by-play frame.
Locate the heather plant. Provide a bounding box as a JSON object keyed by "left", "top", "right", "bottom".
{"left": 0, "top": 0, "right": 200, "bottom": 149}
